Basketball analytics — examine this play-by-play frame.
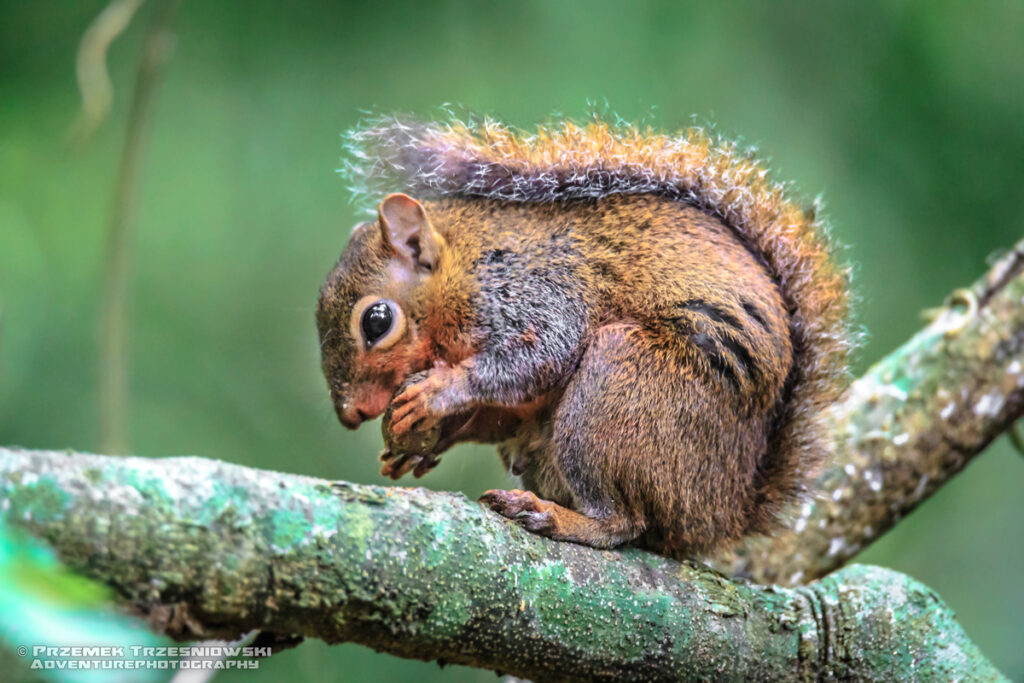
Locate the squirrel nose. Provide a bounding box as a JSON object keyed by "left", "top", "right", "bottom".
{"left": 337, "top": 403, "right": 368, "bottom": 430}
{"left": 335, "top": 386, "right": 391, "bottom": 429}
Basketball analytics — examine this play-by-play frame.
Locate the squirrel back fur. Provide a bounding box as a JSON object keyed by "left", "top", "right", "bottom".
{"left": 339, "top": 114, "right": 853, "bottom": 538}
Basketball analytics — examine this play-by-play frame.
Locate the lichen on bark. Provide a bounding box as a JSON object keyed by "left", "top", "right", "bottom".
{"left": 0, "top": 448, "right": 1007, "bottom": 681}
{"left": 2, "top": 243, "right": 1022, "bottom": 680}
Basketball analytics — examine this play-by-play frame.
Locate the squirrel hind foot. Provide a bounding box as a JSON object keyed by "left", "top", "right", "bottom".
{"left": 481, "top": 489, "right": 640, "bottom": 549}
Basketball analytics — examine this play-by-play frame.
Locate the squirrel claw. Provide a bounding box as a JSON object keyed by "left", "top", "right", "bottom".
{"left": 517, "top": 510, "right": 556, "bottom": 533}
{"left": 390, "top": 372, "right": 450, "bottom": 436}
{"left": 380, "top": 449, "right": 440, "bottom": 480}
{"left": 380, "top": 452, "right": 418, "bottom": 479}
{"left": 389, "top": 395, "right": 432, "bottom": 437}
{"left": 480, "top": 489, "right": 556, "bottom": 533}
{"left": 413, "top": 454, "right": 439, "bottom": 477}
{"left": 481, "top": 488, "right": 540, "bottom": 514}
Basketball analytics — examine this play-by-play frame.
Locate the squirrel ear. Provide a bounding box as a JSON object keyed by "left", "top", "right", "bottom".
{"left": 378, "top": 193, "right": 445, "bottom": 272}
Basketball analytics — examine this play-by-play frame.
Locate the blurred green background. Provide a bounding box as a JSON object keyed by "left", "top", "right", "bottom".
{"left": 2, "top": 1, "right": 1022, "bottom": 679}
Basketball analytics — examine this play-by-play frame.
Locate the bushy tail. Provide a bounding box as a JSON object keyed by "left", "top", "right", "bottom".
{"left": 342, "top": 113, "right": 854, "bottom": 527}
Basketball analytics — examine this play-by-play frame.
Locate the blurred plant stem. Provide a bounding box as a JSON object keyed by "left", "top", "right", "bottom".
{"left": 98, "top": 0, "right": 182, "bottom": 454}
{"left": 69, "top": 0, "right": 146, "bottom": 146}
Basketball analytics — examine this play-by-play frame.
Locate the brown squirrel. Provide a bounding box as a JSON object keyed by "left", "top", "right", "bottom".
{"left": 316, "top": 115, "right": 852, "bottom": 557}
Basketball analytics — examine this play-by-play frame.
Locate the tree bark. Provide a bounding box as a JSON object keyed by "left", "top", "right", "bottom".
{"left": 2, "top": 242, "right": 1021, "bottom": 680}
{"left": 0, "top": 447, "right": 1005, "bottom": 681}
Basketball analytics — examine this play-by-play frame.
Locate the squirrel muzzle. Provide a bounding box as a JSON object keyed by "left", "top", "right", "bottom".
{"left": 334, "top": 383, "right": 392, "bottom": 429}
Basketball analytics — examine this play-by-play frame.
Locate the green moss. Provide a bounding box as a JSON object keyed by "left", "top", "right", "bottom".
{"left": 517, "top": 560, "right": 670, "bottom": 661}
{"left": 422, "top": 585, "right": 473, "bottom": 639}
{"left": 269, "top": 508, "right": 314, "bottom": 551}
{"left": 335, "top": 503, "right": 375, "bottom": 560}
{"left": 0, "top": 448, "right": 1008, "bottom": 681}
{"left": 115, "top": 468, "right": 171, "bottom": 502}
{"left": 3, "top": 477, "right": 69, "bottom": 524}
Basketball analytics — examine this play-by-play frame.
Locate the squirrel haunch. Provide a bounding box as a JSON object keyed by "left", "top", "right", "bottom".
{"left": 319, "top": 116, "right": 853, "bottom": 557}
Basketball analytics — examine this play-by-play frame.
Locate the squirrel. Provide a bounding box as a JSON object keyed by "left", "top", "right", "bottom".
{"left": 316, "top": 115, "right": 852, "bottom": 558}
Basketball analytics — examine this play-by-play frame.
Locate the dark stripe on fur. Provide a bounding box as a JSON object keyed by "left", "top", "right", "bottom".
{"left": 742, "top": 300, "right": 769, "bottom": 331}
{"left": 719, "top": 332, "right": 759, "bottom": 383}
{"left": 690, "top": 332, "right": 740, "bottom": 390}
{"left": 680, "top": 299, "right": 743, "bottom": 331}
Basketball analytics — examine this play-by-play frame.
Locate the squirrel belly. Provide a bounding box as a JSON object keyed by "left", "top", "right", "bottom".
{"left": 420, "top": 195, "right": 794, "bottom": 556}
{"left": 320, "top": 115, "right": 853, "bottom": 559}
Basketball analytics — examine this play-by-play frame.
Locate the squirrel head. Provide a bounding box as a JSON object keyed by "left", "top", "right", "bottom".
{"left": 317, "top": 193, "right": 446, "bottom": 429}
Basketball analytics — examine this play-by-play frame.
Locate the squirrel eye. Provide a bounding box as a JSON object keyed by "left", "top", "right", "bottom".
{"left": 350, "top": 296, "right": 406, "bottom": 352}
{"left": 361, "top": 302, "right": 393, "bottom": 346}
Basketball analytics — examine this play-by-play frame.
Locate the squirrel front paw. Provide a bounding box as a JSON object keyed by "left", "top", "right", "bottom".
{"left": 390, "top": 365, "right": 474, "bottom": 438}
{"left": 379, "top": 448, "right": 440, "bottom": 480}
{"left": 388, "top": 370, "right": 452, "bottom": 437}
{"left": 380, "top": 373, "right": 443, "bottom": 480}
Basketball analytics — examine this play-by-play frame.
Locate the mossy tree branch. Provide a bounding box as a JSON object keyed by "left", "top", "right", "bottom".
{"left": 0, "top": 448, "right": 1005, "bottom": 681}
{"left": 2, "top": 244, "right": 1021, "bottom": 679}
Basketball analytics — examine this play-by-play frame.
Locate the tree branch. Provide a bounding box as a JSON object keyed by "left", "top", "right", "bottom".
{"left": 4, "top": 241, "right": 1021, "bottom": 678}
{"left": 0, "top": 448, "right": 1005, "bottom": 681}
{"left": 714, "top": 239, "right": 1024, "bottom": 584}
